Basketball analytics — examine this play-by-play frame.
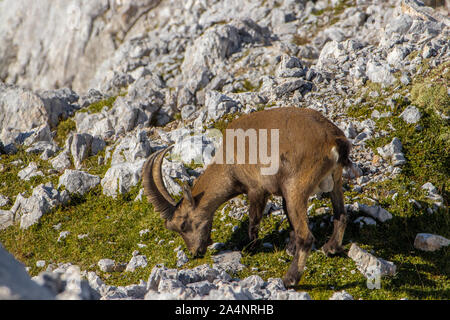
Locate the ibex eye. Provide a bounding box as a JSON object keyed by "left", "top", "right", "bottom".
{"left": 180, "top": 221, "right": 187, "bottom": 232}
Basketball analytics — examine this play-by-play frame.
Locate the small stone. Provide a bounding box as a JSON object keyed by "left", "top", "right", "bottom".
{"left": 329, "top": 290, "right": 354, "bottom": 300}
{"left": 53, "top": 223, "right": 62, "bottom": 230}
{"left": 0, "top": 195, "right": 10, "bottom": 207}
{"left": 36, "top": 260, "right": 46, "bottom": 268}
{"left": 98, "top": 259, "right": 116, "bottom": 272}
{"left": 262, "top": 243, "right": 273, "bottom": 249}
{"left": 125, "top": 254, "right": 148, "bottom": 272}
{"left": 186, "top": 280, "right": 217, "bottom": 296}
{"left": 139, "top": 229, "right": 150, "bottom": 237}
{"left": 176, "top": 250, "right": 189, "bottom": 268}
{"left": 353, "top": 202, "right": 392, "bottom": 222}
{"left": 400, "top": 106, "right": 421, "bottom": 124}
{"left": 421, "top": 182, "right": 443, "bottom": 201}
{"left": 414, "top": 233, "right": 450, "bottom": 252}
{"left": 354, "top": 216, "right": 377, "bottom": 227}
{"left": 212, "top": 251, "right": 246, "bottom": 273}
{"left": 208, "top": 242, "right": 225, "bottom": 251}
{"left": 57, "top": 231, "right": 70, "bottom": 242}
{"left": 58, "top": 169, "right": 101, "bottom": 195}
{"left": 348, "top": 243, "right": 396, "bottom": 278}
{"left": 17, "top": 162, "right": 44, "bottom": 181}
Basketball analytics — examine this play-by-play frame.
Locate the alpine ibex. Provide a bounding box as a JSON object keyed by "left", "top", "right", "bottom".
{"left": 142, "top": 107, "right": 352, "bottom": 287}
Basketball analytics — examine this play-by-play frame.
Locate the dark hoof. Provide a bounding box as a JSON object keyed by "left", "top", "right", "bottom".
{"left": 321, "top": 243, "right": 345, "bottom": 256}
{"left": 282, "top": 274, "right": 300, "bottom": 288}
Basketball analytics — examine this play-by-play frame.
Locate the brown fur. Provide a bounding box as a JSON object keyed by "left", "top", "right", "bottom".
{"left": 143, "top": 107, "right": 352, "bottom": 288}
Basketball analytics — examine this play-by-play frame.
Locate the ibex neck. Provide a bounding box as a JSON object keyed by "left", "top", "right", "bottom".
{"left": 191, "top": 164, "right": 237, "bottom": 214}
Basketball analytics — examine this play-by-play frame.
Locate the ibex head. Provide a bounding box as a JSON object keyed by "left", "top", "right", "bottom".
{"left": 142, "top": 147, "right": 213, "bottom": 257}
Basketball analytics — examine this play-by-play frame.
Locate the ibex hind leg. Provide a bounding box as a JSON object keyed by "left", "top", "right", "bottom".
{"left": 322, "top": 169, "right": 347, "bottom": 256}
{"left": 282, "top": 197, "right": 297, "bottom": 257}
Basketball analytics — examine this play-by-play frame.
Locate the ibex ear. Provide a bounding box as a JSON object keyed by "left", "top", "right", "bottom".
{"left": 183, "top": 183, "right": 195, "bottom": 207}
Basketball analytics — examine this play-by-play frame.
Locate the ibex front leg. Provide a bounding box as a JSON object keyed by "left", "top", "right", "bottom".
{"left": 247, "top": 191, "right": 268, "bottom": 248}
{"left": 282, "top": 188, "right": 314, "bottom": 288}
{"left": 322, "top": 169, "right": 347, "bottom": 255}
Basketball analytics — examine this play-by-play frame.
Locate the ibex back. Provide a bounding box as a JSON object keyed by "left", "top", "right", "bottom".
{"left": 142, "top": 107, "right": 352, "bottom": 287}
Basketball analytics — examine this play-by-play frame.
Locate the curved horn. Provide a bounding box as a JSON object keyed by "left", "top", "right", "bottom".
{"left": 142, "top": 146, "right": 176, "bottom": 220}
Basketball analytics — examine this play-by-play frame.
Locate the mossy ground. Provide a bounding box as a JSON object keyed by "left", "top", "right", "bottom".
{"left": 0, "top": 62, "right": 448, "bottom": 300}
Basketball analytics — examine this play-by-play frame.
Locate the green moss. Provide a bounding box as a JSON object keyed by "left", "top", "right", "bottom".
{"left": 0, "top": 148, "right": 58, "bottom": 206}
{"left": 311, "top": 8, "right": 325, "bottom": 16}
{"left": 408, "top": 50, "right": 419, "bottom": 61}
{"left": 211, "top": 112, "right": 243, "bottom": 133}
{"left": 235, "top": 79, "right": 262, "bottom": 93}
{"left": 80, "top": 92, "right": 127, "bottom": 115}
{"left": 81, "top": 96, "right": 117, "bottom": 114}
{"left": 333, "top": 0, "right": 353, "bottom": 15}
{"left": 411, "top": 83, "right": 449, "bottom": 117}
{"left": 54, "top": 118, "right": 76, "bottom": 148}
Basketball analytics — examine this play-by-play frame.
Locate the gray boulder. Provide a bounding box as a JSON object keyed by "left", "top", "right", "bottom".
{"left": 101, "top": 159, "right": 145, "bottom": 197}
{"left": 0, "top": 210, "right": 13, "bottom": 230}
{"left": 58, "top": 169, "right": 101, "bottom": 195}
{"left": 0, "top": 194, "right": 9, "bottom": 207}
{"left": 97, "top": 259, "right": 116, "bottom": 273}
{"left": 0, "top": 0, "right": 161, "bottom": 93}
{"left": 0, "top": 84, "right": 76, "bottom": 145}
{"left": 181, "top": 19, "right": 269, "bottom": 93}
{"left": 111, "top": 130, "right": 152, "bottom": 165}
{"left": 353, "top": 202, "right": 393, "bottom": 223}
{"left": 10, "top": 183, "right": 69, "bottom": 229}
{"left": 366, "top": 61, "right": 396, "bottom": 87}
{"left": 276, "top": 55, "right": 306, "bottom": 78}
{"left": 68, "top": 133, "right": 105, "bottom": 170}
{"left": 377, "top": 137, "right": 406, "bottom": 166}
{"left": 329, "top": 290, "right": 354, "bottom": 300}
{"left": 50, "top": 150, "right": 72, "bottom": 172}
{"left": 205, "top": 90, "right": 241, "bottom": 122}
{"left": 125, "top": 251, "right": 148, "bottom": 272}
{"left": 414, "top": 233, "right": 450, "bottom": 252}
{"left": 212, "top": 251, "right": 246, "bottom": 273}
{"left": 347, "top": 243, "right": 397, "bottom": 278}
{"left": 22, "top": 124, "right": 53, "bottom": 147}
{"left": 400, "top": 106, "right": 421, "bottom": 124}
{"left": 17, "top": 162, "right": 44, "bottom": 181}
{"left": 0, "top": 245, "right": 55, "bottom": 299}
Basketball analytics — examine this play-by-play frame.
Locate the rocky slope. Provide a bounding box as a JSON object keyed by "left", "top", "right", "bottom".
{"left": 0, "top": 0, "right": 449, "bottom": 300}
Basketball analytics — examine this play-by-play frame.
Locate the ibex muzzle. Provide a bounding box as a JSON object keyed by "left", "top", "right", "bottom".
{"left": 143, "top": 107, "right": 353, "bottom": 287}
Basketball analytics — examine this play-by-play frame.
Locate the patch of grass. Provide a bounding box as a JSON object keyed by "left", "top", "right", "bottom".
{"left": 411, "top": 83, "right": 449, "bottom": 117}
{"left": 408, "top": 50, "right": 419, "bottom": 61}
{"left": 292, "top": 34, "right": 310, "bottom": 46}
{"left": 211, "top": 112, "right": 243, "bottom": 133}
{"left": 82, "top": 96, "right": 117, "bottom": 114}
{"left": 0, "top": 185, "right": 185, "bottom": 286}
{"left": 311, "top": 8, "right": 325, "bottom": 16}
{"left": 80, "top": 93, "right": 127, "bottom": 115}
{"left": 235, "top": 79, "right": 262, "bottom": 93}
{"left": 54, "top": 118, "right": 76, "bottom": 148}
{"left": 0, "top": 148, "right": 58, "bottom": 206}
{"left": 333, "top": 0, "right": 353, "bottom": 15}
